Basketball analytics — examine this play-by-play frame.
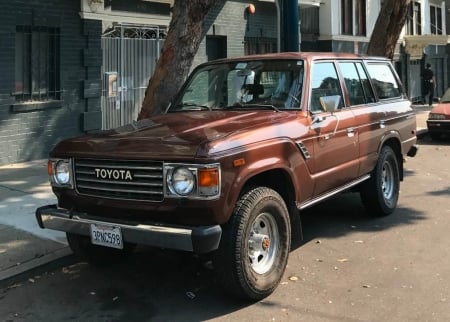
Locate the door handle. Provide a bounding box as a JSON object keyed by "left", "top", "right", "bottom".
{"left": 347, "top": 127, "right": 355, "bottom": 137}
{"left": 380, "top": 120, "right": 386, "bottom": 129}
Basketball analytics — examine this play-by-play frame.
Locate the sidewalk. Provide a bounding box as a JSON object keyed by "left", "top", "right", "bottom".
{"left": 0, "top": 160, "right": 71, "bottom": 285}
{"left": 0, "top": 105, "right": 431, "bottom": 286}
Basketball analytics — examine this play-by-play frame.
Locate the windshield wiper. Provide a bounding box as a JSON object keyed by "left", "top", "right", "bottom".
{"left": 258, "top": 104, "right": 281, "bottom": 112}
{"left": 172, "top": 103, "right": 211, "bottom": 111}
{"left": 225, "top": 103, "right": 281, "bottom": 112}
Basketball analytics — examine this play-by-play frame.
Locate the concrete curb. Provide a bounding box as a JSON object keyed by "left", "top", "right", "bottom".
{"left": 0, "top": 247, "right": 74, "bottom": 289}
{"left": 0, "top": 246, "right": 73, "bottom": 283}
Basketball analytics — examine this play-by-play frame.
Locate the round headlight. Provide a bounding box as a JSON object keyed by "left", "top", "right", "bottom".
{"left": 55, "top": 160, "right": 70, "bottom": 185}
{"left": 169, "top": 167, "right": 195, "bottom": 195}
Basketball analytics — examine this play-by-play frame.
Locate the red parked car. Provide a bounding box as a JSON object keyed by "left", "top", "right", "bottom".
{"left": 427, "top": 88, "right": 450, "bottom": 140}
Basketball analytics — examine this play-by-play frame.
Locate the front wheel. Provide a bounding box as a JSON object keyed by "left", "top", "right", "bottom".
{"left": 214, "top": 187, "right": 291, "bottom": 301}
{"left": 360, "top": 146, "right": 400, "bottom": 216}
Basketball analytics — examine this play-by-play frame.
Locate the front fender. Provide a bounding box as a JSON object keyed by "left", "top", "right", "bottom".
{"left": 220, "top": 138, "right": 314, "bottom": 217}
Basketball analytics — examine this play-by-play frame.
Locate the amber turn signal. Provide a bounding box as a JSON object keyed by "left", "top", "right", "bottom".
{"left": 198, "top": 168, "right": 219, "bottom": 187}
{"left": 233, "top": 158, "right": 245, "bottom": 167}
{"left": 47, "top": 160, "right": 54, "bottom": 176}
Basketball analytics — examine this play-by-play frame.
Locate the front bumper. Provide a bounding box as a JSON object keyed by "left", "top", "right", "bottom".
{"left": 427, "top": 120, "right": 450, "bottom": 134}
{"left": 36, "top": 205, "right": 222, "bottom": 254}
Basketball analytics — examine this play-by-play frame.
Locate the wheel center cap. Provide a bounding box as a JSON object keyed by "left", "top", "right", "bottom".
{"left": 262, "top": 237, "right": 270, "bottom": 251}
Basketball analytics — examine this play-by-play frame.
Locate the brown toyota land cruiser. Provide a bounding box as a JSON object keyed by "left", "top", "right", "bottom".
{"left": 36, "top": 52, "right": 418, "bottom": 300}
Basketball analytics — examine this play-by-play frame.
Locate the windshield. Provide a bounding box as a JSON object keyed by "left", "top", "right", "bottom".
{"left": 169, "top": 59, "right": 304, "bottom": 112}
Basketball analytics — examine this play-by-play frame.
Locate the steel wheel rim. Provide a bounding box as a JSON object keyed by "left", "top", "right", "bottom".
{"left": 247, "top": 212, "right": 279, "bottom": 275}
{"left": 381, "top": 160, "right": 394, "bottom": 200}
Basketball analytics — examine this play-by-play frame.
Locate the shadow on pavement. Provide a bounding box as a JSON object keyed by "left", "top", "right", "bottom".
{"left": 298, "top": 192, "right": 425, "bottom": 246}
{"left": 0, "top": 190, "right": 427, "bottom": 322}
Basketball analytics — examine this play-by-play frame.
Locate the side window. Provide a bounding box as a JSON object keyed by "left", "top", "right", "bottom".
{"left": 310, "top": 62, "right": 344, "bottom": 112}
{"left": 339, "top": 62, "right": 375, "bottom": 105}
{"left": 366, "top": 63, "right": 401, "bottom": 99}
{"left": 355, "top": 63, "right": 376, "bottom": 103}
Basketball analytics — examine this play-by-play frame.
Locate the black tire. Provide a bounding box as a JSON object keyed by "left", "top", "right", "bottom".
{"left": 66, "top": 232, "right": 135, "bottom": 266}
{"left": 360, "top": 146, "right": 400, "bottom": 216}
{"left": 214, "top": 187, "right": 291, "bottom": 301}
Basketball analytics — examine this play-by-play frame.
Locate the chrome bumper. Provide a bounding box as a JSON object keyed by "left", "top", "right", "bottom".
{"left": 36, "top": 205, "right": 222, "bottom": 254}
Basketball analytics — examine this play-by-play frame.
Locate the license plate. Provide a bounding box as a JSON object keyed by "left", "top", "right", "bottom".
{"left": 90, "top": 223, "right": 123, "bottom": 249}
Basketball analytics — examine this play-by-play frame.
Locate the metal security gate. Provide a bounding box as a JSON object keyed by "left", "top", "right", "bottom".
{"left": 102, "top": 24, "right": 165, "bottom": 129}
{"left": 408, "top": 60, "right": 422, "bottom": 103}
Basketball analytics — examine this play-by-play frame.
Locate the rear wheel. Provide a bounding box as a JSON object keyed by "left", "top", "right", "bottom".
{"left": 360, "top": 146, "right": 399, "bottom": 216}
{"left": 214, "top": 187, "right": 291, "bottom": 301}
{"left": 66, "top": 232, "right": 135, "bottom": 266}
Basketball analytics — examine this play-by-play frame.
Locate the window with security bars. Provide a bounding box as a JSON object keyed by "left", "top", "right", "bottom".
{"left": 15, "top": 26, "right": 60, "bottom": 103}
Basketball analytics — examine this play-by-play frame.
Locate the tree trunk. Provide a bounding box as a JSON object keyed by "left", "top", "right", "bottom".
{"left": 138, "top": 0, "right": 218, "bottom": 119}
{"left": 367, "top": 0, "right": 411, "bottom": 59}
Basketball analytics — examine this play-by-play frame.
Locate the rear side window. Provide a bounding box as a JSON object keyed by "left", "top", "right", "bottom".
{"left": 366, "top": 63, "right": 401, "bottom": 99}
{"left": 339, "top": 62, "right": 375, "bottom": 106}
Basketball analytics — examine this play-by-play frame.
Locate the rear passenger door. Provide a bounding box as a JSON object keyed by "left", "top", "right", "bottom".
{"left": 338, "top": 61, "right": 378, "bottom": 175}
{"left": 345, "top": 61, "right": 403, "bottom": 176}
{"left": 309, "top": 61, "right": 359, "bottom": 195}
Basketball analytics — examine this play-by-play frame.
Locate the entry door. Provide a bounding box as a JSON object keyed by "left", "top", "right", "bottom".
{"left": 309, "top": 62, "right": 359, "bottom": 195}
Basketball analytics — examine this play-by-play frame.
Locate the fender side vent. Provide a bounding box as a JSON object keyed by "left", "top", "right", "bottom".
{"left": 296, "top": 141, "right": 311, "bottom": 160}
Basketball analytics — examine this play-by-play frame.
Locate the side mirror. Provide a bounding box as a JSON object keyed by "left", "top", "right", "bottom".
{"left": 319, "top": 95, "right": 341, "bottom": 112}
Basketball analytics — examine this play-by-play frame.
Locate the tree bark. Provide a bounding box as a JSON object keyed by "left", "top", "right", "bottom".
{"left": 367, "top": 0, "right": 411, "bottom": 59}
{"left": 138, "top": 0, "right": 219, "bottom": 119}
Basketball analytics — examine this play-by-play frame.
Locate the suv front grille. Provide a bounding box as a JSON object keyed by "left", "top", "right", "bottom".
{"left": 74, "top": 159, "right": 164, "bottom": 201}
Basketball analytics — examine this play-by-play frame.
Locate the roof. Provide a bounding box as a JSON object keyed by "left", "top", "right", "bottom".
{"left": 208, "top": 52, "right": 390, "bottom": 64}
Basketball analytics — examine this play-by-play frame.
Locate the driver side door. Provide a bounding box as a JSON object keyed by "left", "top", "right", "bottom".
{"left": 309, "top": 61, "right": 359, "bottom": 195}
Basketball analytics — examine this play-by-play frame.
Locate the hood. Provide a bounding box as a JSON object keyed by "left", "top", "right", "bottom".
{"left": 432, "top": 102, "right": 450, "bottom": 116}
{"left": 52, "top": 111, "right": 298, "bottom": 160}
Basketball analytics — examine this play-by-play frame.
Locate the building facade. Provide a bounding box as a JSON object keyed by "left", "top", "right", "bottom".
{"left": 300, "top": 0, "right": 449, "bottom": 103}
{"left": 0, "top": 0, "right": 102, "bottom": 165}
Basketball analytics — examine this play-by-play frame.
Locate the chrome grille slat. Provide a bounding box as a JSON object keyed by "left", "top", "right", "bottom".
{"left": 75, "top": 161, "right": 162, "bottom": 171}
{"left": 77, "top": 184, "right": 163, "bottom": 195}
{"left": 74, "top": 159, "right": 164, "bottom": 201}
{"left": 76, "top": 177, "right": 163, "bottom": 187}
{"left": 133, "top": 174, "right": 163, "bottom": 179}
